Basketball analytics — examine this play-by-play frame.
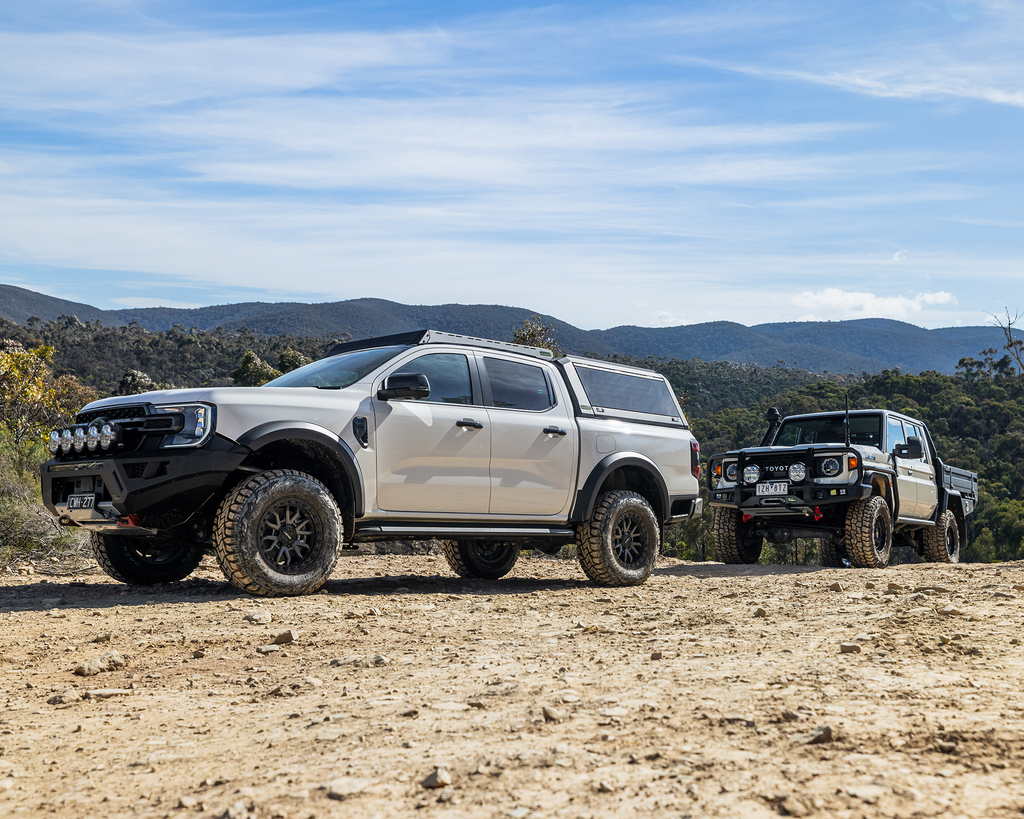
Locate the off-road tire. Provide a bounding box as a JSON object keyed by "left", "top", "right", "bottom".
{"left": 213, "top": 469, "right": 342, "bottom": 596}
{"left": 90, "top": 531, "right": 205, "bottom": 585}
{"left": 712, "top": 507, "right": 764, "bottom": 564}
{"left": 441, "top": 540, "right": 520, "bottom": 579}
{"left": 577, "top": 490, "right": 660, "bottom": 586}
{"left": 922, "top": 510, "right": 960, "bottom": 564}
{"left": 817, "top": 535, "right": 847, "bottom": 568}
{"left": 845, "top": 496, "right": 892, "bottom": 568}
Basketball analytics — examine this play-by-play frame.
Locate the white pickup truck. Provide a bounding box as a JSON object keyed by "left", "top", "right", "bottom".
{"left": 42, "top": 330, "right": 703, "bottom": 595}
{"left": 706, "top": 408, "right": 979, "bottom": 568}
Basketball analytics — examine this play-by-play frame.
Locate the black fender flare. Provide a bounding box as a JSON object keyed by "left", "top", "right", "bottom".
{"left": 570, "top": 453, "right": 670, "bottom": 523}
{"left": 236, "top": 421, "right": 364, "bottom": 518}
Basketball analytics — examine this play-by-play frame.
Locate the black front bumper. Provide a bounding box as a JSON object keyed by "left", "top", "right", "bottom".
{"left": 42, "top": 434, "right": 249, "bottom": 532}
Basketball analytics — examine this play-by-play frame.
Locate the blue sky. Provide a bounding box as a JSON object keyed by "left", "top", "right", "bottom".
{"left": 1, "top": 0, "right": 1022, "bottom": 330}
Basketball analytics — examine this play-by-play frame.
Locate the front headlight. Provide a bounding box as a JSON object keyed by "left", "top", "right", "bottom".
{"left": 725, "top": 463, "right": 738, "bottom": 482}
{"left": 819, "top": 457, "right": 841, "bottom": 477}
{"left": 154, "top": 404, "right": 213, "bottom": 448}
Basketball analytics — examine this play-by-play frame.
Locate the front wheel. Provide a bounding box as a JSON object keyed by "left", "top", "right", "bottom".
{"left": 845, "top": 496, "right": 892, "bottom": 568}
{"left": 922, "top": 510, "right": 960, "bottom": 564}
{"left": 213, "top": 469, "right": 342, "bottom": 596}
{"left": 712, "top": 507, "right": 763, "bottom": 564}
{"left": 90, "top": 531, "right": 205, "bottom": 585}
{"left": 441, "top": 540, "right": 520, "bottom": 579}
{"left": 577, "top": 490, "right": 660, "bottom": 586}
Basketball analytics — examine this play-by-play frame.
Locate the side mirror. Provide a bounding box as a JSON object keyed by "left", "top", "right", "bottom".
{"left": 894, "top": 436, "right": 924, "bottom": 460}
{"left": 377, "top": 373, "right": 430, "bottom": 401}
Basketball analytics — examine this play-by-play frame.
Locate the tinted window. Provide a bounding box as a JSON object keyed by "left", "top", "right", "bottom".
{"left": 266, "top": 346, "right": 407, "bottom": 389}
{"left": 775, "top": 414, "right": 882, "bottom": 447}
{"left": 484, "top": 357, "right": 553, "bottom": 411}
{"left": 575, "top": 365, "right": 678, "bottom": 417}
{"left": 393, "top": 353, "right": 473, "bottom": 405}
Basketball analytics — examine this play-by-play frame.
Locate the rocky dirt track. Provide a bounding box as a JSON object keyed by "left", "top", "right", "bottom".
{"left": 3, "top": 553, "right": 1024, "bottom": 819}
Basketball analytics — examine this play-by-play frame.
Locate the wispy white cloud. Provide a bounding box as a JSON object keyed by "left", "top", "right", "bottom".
{"left": 794, "top": 288, "right": 957, "bottom": 321}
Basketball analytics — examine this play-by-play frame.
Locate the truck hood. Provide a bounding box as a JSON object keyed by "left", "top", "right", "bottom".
{"left": 82, "top": 386, "right": 370, "bottom": 444}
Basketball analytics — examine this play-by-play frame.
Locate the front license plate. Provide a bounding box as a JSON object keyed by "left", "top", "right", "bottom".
{"left": 67, "top": 493, "right": 96, "bottom": 510}
{"left": 756, "top": 481, "right": 788, "bottom": 496}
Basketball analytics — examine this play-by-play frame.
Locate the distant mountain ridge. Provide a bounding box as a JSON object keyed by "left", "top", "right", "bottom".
{"left": 0, "top": 284, "right": 1003, "bottom": 374}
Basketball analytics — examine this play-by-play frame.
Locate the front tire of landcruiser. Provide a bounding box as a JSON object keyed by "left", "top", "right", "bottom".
{"left": 845, "top": 496, "right": 892, "bottom": 569}
{"left": 922, "top": 510, "right": 960, "bottom": 564}
{"left": 90, "top": 531, "right": 206, "bottom": 585}
{"left": 577, "top": 490, "right": 660, "bottom": 586}
{"left": 213, "top": 469, "right": 342, "bottom": 596}
{"left": 441, "top": 540, "right": 520, "bottom": 579}
{"left": 712, "top": 507, "right": 764, "bottom": 564}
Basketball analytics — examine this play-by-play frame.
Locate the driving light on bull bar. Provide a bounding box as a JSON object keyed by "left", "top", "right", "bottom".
{"left": 99, "top": 423, "right": 117, "bottom": 450}
{"left": 72, "top": 427, "right": 86, "bottom": 452}
{"left": 788, "top": 462, "right": 806, "bottom": 482}
{"left": 87, "top": 425, "right": 101, "bottom": 451}
{"left": 60, "top": 429, "right": 73, "bottom": 454}
{"left": 48, "top": 430, "right": 61, "bottom": 454}
{"left": 743, "top": 464, "right": 760, "bottom": 485}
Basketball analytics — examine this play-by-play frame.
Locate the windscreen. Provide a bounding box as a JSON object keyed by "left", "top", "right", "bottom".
{"left": 774, "top": 414, "right": 882, "bottom": 448}
{"left": 264, "top": 346, "right": 408, "bottom": 388}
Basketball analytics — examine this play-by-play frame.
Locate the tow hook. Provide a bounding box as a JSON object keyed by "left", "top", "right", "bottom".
{"left": 117, "top": 514, "right": 142, "bottom": 528}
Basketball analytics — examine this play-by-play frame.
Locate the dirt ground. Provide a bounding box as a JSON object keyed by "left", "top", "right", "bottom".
{"left": 2, "top": 552, "right": 1024, "bottom": 819}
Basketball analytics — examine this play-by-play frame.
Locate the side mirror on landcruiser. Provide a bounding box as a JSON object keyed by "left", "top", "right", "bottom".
{"left": 894, "top": 436, "right": 924, "bottom": 460}
{"left": 377, "top": 373, "right": 430, "bottom": 401}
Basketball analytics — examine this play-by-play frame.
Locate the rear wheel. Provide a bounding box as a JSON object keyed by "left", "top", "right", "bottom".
{"left": 922, "top": 510, "right": 960, "bottom": 564}
{"left": 214, "top": 469, "right": 342, "bottom": 596}
{"left": 441, "top": 540, "right": 520, "bottom": 579}
{"left": 845, "top": 496, "right": 892, "bottom": 568}
{"left": 712, "top": 507, "right": 763, "bottom": 564}
{"left": 90, "top": 531, "right": 205, "bottom": 585}
{"left": 577, "top": 490, "right": 660, "bottom": 586}
{"left": 817, "top": 535, "right": 848, "bottom": 568}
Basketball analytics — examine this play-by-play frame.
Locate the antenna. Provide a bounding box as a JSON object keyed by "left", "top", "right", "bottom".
{"left": 844, "top": 392, "right": 851, "bottom": 447}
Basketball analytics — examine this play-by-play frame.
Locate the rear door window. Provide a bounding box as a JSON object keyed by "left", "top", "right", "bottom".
{"left": 483, "top": 357, "right": 554, "bottom": 411}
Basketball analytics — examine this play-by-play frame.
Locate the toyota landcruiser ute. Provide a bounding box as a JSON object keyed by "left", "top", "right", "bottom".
{"left": 42, "top": 330, "right": 703, "bottom": 595}
{"left": 706, "top": 407, "right": 978, "bottom": 568}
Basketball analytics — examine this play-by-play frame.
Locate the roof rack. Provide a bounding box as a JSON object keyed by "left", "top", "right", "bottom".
{"left": 323, "top": 329, "right": 555, "bottom": 360}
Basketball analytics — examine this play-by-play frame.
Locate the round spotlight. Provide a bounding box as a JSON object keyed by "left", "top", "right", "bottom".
{"left": 99, "top": 423, "right": 116, "bottom": 450}
{"left": 743, "top": 464, "right": 761, "bottom": 485}
{"left": 72, "top": 427, "right": 86, "bottom": 453}
{"left": 60, "top": 429, "right": 73, "bottom": 454}
{"left": 87, "top": 425, "right": 101, "bottom": 452}
{"left": 788, "top": 462, "right": 806, "bottom": 482}
{"left": 820, "top": 457, "right": 841, "bottom": 477}
{"left": 48, "top": 430, "right": 61, "bottom": 455}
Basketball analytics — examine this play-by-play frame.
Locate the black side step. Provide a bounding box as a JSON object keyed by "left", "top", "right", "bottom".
{"left": 352, "top": 524, "right": 575, "bottom": 543}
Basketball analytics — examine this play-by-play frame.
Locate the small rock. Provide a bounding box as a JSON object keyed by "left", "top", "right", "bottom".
{"left": 828, "top": 582, "right": 845, "bottom": 592}
{"left": 273, "top": 630, "right": 297, "bottom": 645}
{"left": 74, "top": 650, "right": 125, "bottom": 677}
{"left": 92, "top": 632, "right": 112, "bottom": 644}
{"left": 939, "top": 605, "right": 962, "bottom": 616}
{"left": 936, "top": 740, "right": 958, "bottom": 753}
{"left": 847, "top": 783, "right": 889, "bottom": 803}
{"left": 256, "top": 645, "right": 279, "bottom": 654}
{"left": 326, "top": 776, "right": 376, "bottom": 799}
{"left": 422, "top": 767, "right": 452, "bottom": 789}
{"left": 372, "top": 654, "right": 391, "bottom": 666}
{"left": 48, "top": 688, "right": 81, "bottom": 705}
{"left": 864, "top": 582, "right": 876, "bottom": 589}
{"left": 886, "top": 581, "right": 902, "bottom": 590}
{"left": 83, "top": 689, "right": 132, "bottom": 699}
{"left": 780, "top": 794, "right": 815, "bottom": 817}
{"left": 939, "top": 635, "right": 953, "bottom": 645}
{"left": 178, "top": 795, "right": 199, "bottom": 808}
{"left": 754, "top": 607, "right": 767, "bottom": 618}
{"left": 599, "top": 706, "right": 628, "bottom": 718}
{"left": 853, "top": 632, "right": 870, "bottom": 642}
{"left": 221, "top": 799, "right": 250, "bottom": 819}
{"left": 244, "top": 610, "right": 272, "bottom": 624}
{"left": 792, "top": 725, "right": 833, "bottom": 745}
{"left": 542, "top": 706, "right": 565, "bottom": 723}
{"left": 596, "top": 780, "right": 615, "bottom": 793}
{"left": 192, "top": 649, "right": 207, "bottom": 659}
{"left": 507, "top": 808, "right": 531, "bottom": 819}
{"left": 840, "top": 643, "right": 862, "bottom": 654}
{"left": 650, "top": 651, "right": 664, "bottom": 660}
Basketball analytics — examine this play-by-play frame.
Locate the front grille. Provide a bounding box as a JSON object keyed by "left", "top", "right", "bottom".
{"left": 77, "top": 405, "right": 150, "bottom": 424}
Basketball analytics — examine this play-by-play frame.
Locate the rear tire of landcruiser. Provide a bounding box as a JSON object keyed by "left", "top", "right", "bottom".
{"left": 577, "top": 490, "right": 660, "bottom": 586}
{"left": 213, "top": 469, "right": 342, "bottom": 596}
{"left": 922, "top": 510, "right": 960, "bottom": 564}
{"left": 90, "top": 531, "right": 206, "bottom": 585}
{"left": 441, "top": 540, "right": 520, "bottom": 579}
{"left": 817, "top": 535, "right": 848, "bottom": 568}
{"left": 712, "top": 507, "right": 763, "bottom": 564}
{"left": 845, "top": 496, "right": 892, "bottom": 568}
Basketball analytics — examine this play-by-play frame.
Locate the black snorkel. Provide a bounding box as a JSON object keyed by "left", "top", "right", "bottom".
{"left": 759, "top": 406, "right": 782, "bottom": 447}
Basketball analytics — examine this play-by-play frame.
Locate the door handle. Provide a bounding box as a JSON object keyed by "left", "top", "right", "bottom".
{"left": 543, "top": 426, "right": 568, "bottom": 436}
{"left": 456, "top": 419, "right": 483, "bottom": 429}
